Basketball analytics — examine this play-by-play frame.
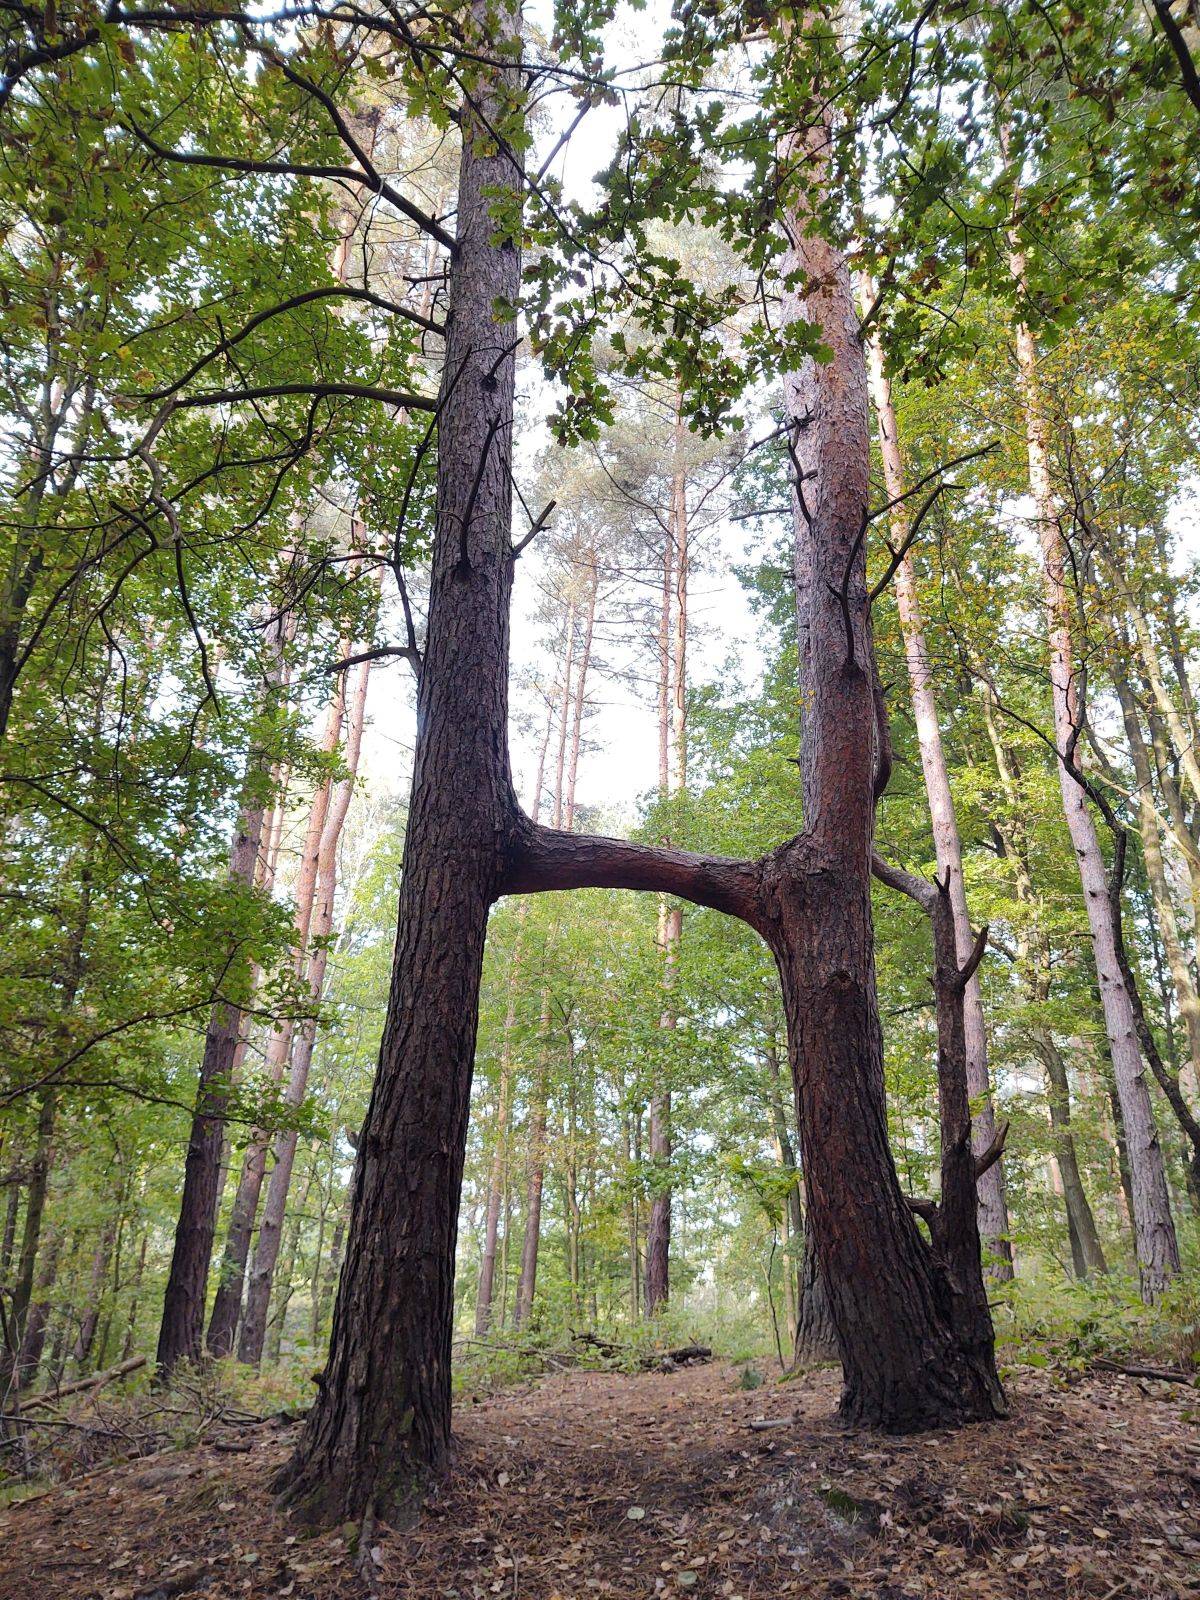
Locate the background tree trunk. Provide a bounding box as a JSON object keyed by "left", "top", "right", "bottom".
{"left": 207, "top": 672, "right": 346, "bottom": 1358}
{"left": 1007, "top": 224, "right": 1178, "bottom": 1298}
{"left": 239, "top": 655, "right": 372, "bottom": 1364}
{"left": 860, "top": 302, "right": 1013, "bottom": 1279}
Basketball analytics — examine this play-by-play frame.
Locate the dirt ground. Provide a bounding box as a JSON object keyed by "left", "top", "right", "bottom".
{"left": 3, "top": 1359, "right": 1199, "bottom": 1599}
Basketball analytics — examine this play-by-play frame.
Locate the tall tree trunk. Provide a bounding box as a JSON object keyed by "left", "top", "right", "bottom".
{"left": 274, "top": 16, "right": 525, "bottom": 1516}
{"left": 15, "top": 1229, "right": 61, "bottom": 1387}
{"left": 239, "top": 657, "right": 372, "bottom": 1364}
{"left": 859, "top": 303, "right": 1013, "bottom": 1278}
{"left": 1005, "top": 209, "right": 1178, "bottom": 1300}
{"left": 278, "top": 13, "right": 1002, "bottom": 1526}
{"left": 1, "top": 1089, "right": 56, "bottom": 1410}
{"left": 505, "top": 83, "right": 1005, "bottom": 1432}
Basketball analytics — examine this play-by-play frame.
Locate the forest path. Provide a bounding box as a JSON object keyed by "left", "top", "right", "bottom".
{"left": 2, "top": 1357, "right": 1199, "bottom": 1598}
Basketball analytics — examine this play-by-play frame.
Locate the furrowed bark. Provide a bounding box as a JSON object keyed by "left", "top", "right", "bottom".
{"left": 273, "top": 5, "right": 524, "bottom": 1517}
{"left": 768, "top": 65, "right": 1001, "bottom": 1426}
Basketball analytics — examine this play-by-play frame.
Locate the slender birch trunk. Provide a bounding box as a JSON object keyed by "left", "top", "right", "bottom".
{"left": 979, "top": 675, "right": 1109, "bottom": 1276}
{"left": 646, "top": 426, "right": 688, "bottom": 1314}
{"left": 1114, "top": 657, "right": 1200, "bottom": 1100}
{"left": 859, "top": 299, "right": 1013, "bottom": 1278}
{"left": 1006, "top": 220, "right": 1178, "bottom": 1297}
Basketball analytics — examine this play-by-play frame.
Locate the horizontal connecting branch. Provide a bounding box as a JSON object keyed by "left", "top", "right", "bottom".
{"left": 502, "top": 819, "right": 765, "bottom": 928}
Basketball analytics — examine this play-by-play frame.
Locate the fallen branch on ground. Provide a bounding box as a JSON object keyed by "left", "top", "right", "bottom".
{"left": 1092, "top": 1357, "right": 1195, "bottom": 1384}
{"left": 16, "top": 1355, "right": 147, "bottom": 1413}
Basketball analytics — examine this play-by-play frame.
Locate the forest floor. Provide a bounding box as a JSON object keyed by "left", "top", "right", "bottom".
{"left": 2, "top": 1357, "right": 1199, "bottom": 1599}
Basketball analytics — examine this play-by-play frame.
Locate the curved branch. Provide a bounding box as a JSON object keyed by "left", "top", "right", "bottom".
{"left": 974, "top": 1119, "right": 1009, "bottom": 1182}
{"left": 169, "top": 381, "right": 436, "bottom": 413}
{"left": 129, "top": 122, "right": 457, "bottom": 252}
{"left": 137, "top": 286, "right": 443, "bottom": 403}
{"left": 871, "top": 850, "right": 936, "bottom": 913}
{"left": 502, "top": 819, "right": 764, "bottom": 928}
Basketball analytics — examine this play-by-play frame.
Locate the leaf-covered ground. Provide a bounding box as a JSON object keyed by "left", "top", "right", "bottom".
{"left": 3, "top": 1359, "right": 1199, "bottom": 1598}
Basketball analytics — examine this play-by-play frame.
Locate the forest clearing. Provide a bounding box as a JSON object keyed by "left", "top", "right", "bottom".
{"left": 3, "top": 0, "right": 1200, "bottom": 1593}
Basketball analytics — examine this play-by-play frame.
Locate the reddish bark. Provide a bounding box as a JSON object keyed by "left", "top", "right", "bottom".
{"left": 273, "top": 20, "right": 527, "bottom": 1515}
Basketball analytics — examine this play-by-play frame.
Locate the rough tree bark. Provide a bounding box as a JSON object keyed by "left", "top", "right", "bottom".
{"left": 859, "top": 301, "right": 1013, "bottom": 1278}
{"left": 504, "top": 102, "right": 1005, "bottom": 1434}
{"left": 273, "top": 10, "right": 526, "bottom": 1515}
{"left": 14, "top": 1229, "right": 61, "bottom": 1387}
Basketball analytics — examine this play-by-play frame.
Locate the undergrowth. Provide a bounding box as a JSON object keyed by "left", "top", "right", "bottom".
{"left": 5, "top": 1280, "right": 1199, "bottom": 1505}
